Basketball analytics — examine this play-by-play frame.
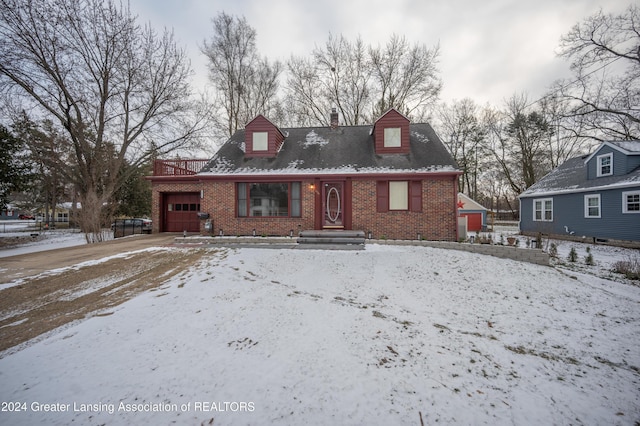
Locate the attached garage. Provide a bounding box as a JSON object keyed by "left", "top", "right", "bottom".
{"left": 161, "top": 192, "right": 201, "bottom": 232}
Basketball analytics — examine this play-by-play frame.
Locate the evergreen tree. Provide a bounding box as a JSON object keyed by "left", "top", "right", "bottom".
{"left": 0, "top": 125, "right": 33, "bottom": 209}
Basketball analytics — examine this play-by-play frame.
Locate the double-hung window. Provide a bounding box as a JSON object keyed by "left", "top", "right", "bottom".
{"left": 622, "top": 191, "right": 640, "bottom": 214}
{"left": 584, "top": 194, "right": 601, "bottom": 218}
{"left": 237, "top": 182, "right": 301, "bottom": 217}
{"left": 252, "top": 132, "right": 268, "bottom": 151}
{"left": 377, "top": 181, "right": 422, "bottom": 212}
{"left": 533, "top": 198, "right": 553, "bottom": 221}
{"left": 597, "top": 153, "right": 613, "bottom": 177}
{"left": 383, "top": 127, "right": 401, "bottom": 148}
{"left": 389, "top": 181, "right": 409, "bottom": 210}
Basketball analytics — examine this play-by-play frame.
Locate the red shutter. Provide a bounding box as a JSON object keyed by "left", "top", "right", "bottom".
{"left": 377, "top": 181, "right": 389, "bottom": 212}
{"left": 410, "top": 180, "right": 422, "bottom": 212}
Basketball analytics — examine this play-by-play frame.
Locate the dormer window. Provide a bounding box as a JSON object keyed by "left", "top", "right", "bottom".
{"left": 244, "top": 115, "right": 285, "bottom": 157}
{"left": 597, "top": 153, "right": 613, "bottom": 177}
{"left": 373, "top": 109, "right": 410, "bottom": 154}
{"left": 253, "top": 132, "right": 268, "bottom": 151}
{"left": 384, "top": 127, "right": 401, "bottom": 148}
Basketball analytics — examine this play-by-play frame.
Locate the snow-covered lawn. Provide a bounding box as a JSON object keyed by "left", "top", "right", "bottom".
{"left": 0, "top": 243, "right": 638, "bottom": 425}
{"left": 0, "top": 221, "right": 88, "bottom": 257}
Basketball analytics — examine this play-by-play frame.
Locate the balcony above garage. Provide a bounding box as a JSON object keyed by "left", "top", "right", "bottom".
{"left": 152, "top": 159, "right": 209, "bottom": 176}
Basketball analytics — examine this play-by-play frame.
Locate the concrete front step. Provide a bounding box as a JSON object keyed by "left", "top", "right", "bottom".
{"left": 297, "top": 230, "right": 366, "bottom": 245}
{"left": 297, "top": 237, "right": 366, "bottom": 245}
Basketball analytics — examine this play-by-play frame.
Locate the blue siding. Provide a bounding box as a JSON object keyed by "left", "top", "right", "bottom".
{"left": 628, "top": 155, "right": 640, "bottom": 174}
{"left": 587, "top": 146, "right": 635, "bottom": 178}
{"left": 520, "top": 187, "right": 640, "bottom": 242}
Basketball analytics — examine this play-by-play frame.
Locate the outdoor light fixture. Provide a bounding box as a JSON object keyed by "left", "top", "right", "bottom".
{"left": 289, "top": 229, "right": 294, "bottom": 237}
{"left": 219, "top": 228, "right": 223, "bottom": 236}
{"left": 368, "top": 231, "right": 372, "bottom": 239}
{"left": 417, "top": 232, "right": 421, "bottom": 241}
{"left": 309, "top": 183, "right": 315, "bottom": 191}
{"left": 252, "top": 228, "right": 256, "bottom": 237}
{"left": 200, "top": 189, "right": 204, "bottom": 198}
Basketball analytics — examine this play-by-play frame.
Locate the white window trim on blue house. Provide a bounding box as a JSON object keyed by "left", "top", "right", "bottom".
{"left": 584, "top": 194, "right": 601, "bottom": 218}
{"left": 596, "top": 153, "right": 613, "bottom": 177}
{"left": 622, "top": 190, "right": 640, "bottom": 214}
{"left": 533, "top": 198, "right": 553, "bottom": 221}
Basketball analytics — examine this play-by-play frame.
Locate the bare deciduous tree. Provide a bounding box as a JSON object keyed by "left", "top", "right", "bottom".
{"left": 436, "top": 99, "right": 488, "bottom": 199}
{"left": 486, "top": 94, "right": 554, "bottom": 195}
{"left": 285, "top": 33, "right": 441, "bottom": 126}
{"left": 201, "top": 12, "right": 282, "bottom": 135}
{"left": 0, "top": 0, "right": 208, "bottom": 242}
{"left": 369, "top": 35, "right": 442, "bottom": 120}
{"left": 555, "top": 4, "right": 640, "bottom": 140}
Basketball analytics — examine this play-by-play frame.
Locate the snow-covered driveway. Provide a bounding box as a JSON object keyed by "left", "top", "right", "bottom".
{"left": 0, "top": 244, "right": 638, "bottom": 425}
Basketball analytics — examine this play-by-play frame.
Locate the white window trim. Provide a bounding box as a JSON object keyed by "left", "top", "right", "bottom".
{"left": 533, "top": 198, "right": 553, "bottom": 222}
{"left": 252, "top": 132, "right": 268, "bottom": 151}
{"left": 596, "top": 153, "right": 613, "bottom": 177}
{"left": 383, "top": 127, "right": 401, "bottom": 148}
{"left": 584, "top": 194, "right": 601, "bottom": 218}
{"left": 389, "top": 181, "right": 408, "bottom": 210}
{"left": 622, "top": 190, "right": 640, "bottom": 214}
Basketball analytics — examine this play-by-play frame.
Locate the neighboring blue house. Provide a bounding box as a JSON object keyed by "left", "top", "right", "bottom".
{"left": 519, "top": 141, "right": 640, "bottom": 243}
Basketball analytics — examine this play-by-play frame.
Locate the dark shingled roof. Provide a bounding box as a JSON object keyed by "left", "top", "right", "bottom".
{"left": 520, "top": 142, "right": 640, "bottom": 197}
{"left": 199, "top": 123, "right": 458, "bottom": 176}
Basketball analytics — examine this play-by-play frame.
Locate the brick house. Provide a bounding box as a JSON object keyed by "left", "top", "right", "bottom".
{"left": 149, "top": 109, "right": 462, "bottom": 240}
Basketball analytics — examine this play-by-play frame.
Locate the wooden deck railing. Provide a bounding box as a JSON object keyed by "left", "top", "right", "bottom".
{"left": 153, "top": 159, "right": 209, "bottom": 176}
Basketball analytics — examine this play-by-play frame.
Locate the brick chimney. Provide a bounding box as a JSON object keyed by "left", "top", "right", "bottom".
{"left": 330, "top": 108, "right": 339, "bottom": 129}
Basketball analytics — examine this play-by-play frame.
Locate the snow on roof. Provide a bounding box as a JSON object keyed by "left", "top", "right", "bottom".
{"left": 303, "top": 130, "right": 329, "bottom": 148}
{"left": 198, "top": 164, "right": 458, "bottom": 177}
{"left": 520, "top": 154, "right": 640, "bottom": 198}
{"left": 609, "top": 140, "right": 640, "bottom": 153}
{"left": 199, "top": 123, "right": 459, "bottom": 176}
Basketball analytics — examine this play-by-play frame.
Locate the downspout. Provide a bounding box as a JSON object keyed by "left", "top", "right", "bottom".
{"left": 454, "top": 175, "right": 459, "bottom": 242}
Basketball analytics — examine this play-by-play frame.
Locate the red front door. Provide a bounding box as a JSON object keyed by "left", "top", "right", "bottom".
{"left": 322, "top": 182, "right": 344, "bottom": 228}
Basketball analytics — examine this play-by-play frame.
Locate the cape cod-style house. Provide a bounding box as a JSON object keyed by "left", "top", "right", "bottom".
{"left": 519, "top": 141, "right": 640, "bottom": 243}
{"left": 149, "top": 109, "right": 462, "bottom": 241}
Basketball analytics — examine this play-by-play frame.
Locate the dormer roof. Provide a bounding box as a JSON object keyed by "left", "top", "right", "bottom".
{"left": 371, "top": 108, "right": 411, "bottom": 154}
{"left": 244, "top": 114, "right": 286, "bottom": 158}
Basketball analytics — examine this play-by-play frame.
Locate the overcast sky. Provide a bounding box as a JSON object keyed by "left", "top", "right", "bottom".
{"left": 130, "top": 0, "right": 631, "bottom": 108}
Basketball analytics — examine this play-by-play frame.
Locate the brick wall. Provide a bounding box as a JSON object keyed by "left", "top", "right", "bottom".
{"left": 200, "top": 180, "right": 315, "bottom": 237}
{"left": 153, "top": 176, "right": 457, "bottom": 241}
{"left": 351, "top": 178, "right": 457, "bottom": 241}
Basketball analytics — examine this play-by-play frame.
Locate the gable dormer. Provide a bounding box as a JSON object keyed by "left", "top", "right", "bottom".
{"left": 372, "top": 109, "right": 410, "bottom": 154}
{"left": 585, "top": 141, "right": 640, "bottom": 179}
{"left": 245, "top": 115, "right": 285, "bottom": 158}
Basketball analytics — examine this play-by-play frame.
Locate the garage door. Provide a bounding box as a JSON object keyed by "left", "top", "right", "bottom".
{"left": 163, "top": 193, "right": 200, "bottom": 232}
{"left": 461, "top": 212, "right": 483, "bottom": 232}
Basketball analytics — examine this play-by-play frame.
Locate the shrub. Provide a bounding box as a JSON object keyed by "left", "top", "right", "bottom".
{"left": 568, "top": 247, "right": 578, "bottom": 262}
{"left": 549, "top": 243, "right": 558, "bottom": 258}
{"left": 585, "top": 247, "right": 594, "bottom": 266}
{"left": 613, "top": 256, "right": 640, "bottom": 280}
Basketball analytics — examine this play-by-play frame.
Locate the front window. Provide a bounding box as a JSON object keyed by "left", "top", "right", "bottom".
{"left": 597, "top": 153, "right": 613, "bottom": 177}
{"left": 383, "top": 127, "right": 401, "bottom": 148}
{"left": 584, "top": 194, "right": 601, "bottom": 218}
{"left": 533, "top": 198, "right": 553, "bottom": 221}
{"left": 389, "top": 181, "right": 408, "bottom": 210}
{"left": 622, "top": 191, "right": 640, "bottom": 214}
{"left": 253, "top": 132, "right": 268, "bottom": 151}
{"left": 237, "top": 182, "right": 301, "bottom": 217}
